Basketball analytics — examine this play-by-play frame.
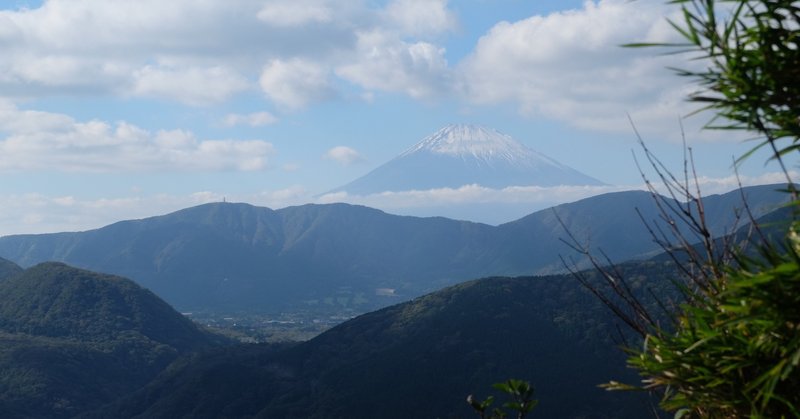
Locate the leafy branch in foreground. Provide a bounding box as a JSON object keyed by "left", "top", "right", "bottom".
{"left": 637, "top": 0, "right": 800, "bottom": 192}
{"left": 467, "top": 379, "right": 538, "bottom": 419}
{"left": 613, "top": 237, "right": 800, "bottom": 417}
{"left": 565, "top": 0, "right": 800, "bottom": 417}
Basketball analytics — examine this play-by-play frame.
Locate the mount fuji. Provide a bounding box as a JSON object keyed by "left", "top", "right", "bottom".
{"left": 327, "top": 124, "right": 603, "bottom": 195}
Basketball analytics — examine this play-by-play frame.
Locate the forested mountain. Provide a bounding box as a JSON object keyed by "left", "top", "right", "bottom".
{"left": 0, "top": 185, "right": 787, "bottom": 312}
{"left": 89, "top": 261, "right": 677, "bottom": 419}
{"left": 0, "top": 257, "right": 22, "bottom": 281}
{"left": 0, "top": 263, "right": 229, "bottom": 418}
{"left": 1, "top": 193, "right": 781, "bottom": 418}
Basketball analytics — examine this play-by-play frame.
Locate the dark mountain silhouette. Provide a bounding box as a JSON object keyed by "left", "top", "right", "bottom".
{"left": 0, "top": 262, "right": 228, "bottom": 418}
{"left": 0, "top": 184, "right": 789, "bottom": 312}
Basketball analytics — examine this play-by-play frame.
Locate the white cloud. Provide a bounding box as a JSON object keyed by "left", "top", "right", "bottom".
{"left": 456, "top": 0, "right": 719, "bottom": 141}
{"left": 324, "top": 146, "right": 365, "bottom": 166}
{"left": 257, "top": 0, "right": 334, "bottom": 27}
{"left": 0, "top": 102, "right": 274, "bottom": 172}
{"left": 255, "top": 185, "right": 310, "bottom": 203}
{"left": 1, "top": 171, "right": 791, "bottom": 235}
{"left": 0, "top": 192, "right": 221, "bottom": 235}
{"left": 0, "top": 1, "right": 263, "bottom": 101}
{"left": 319, "top": 184, "right": 630, "bottom": 223}
{"left": 0, "top": 0, "right": 746, "bottom": 144}
{"left": 383, "top": 0, "right": 457, "bottom": 37}
{"left": 259, "top": 58, "right": 336, "bottom": 109}
{"left": 336, "top": 30, "right": 451, "bottom": 98}
{"left": 0, "top": 0, "right": 464, "bottom": 108}
{"left": 130, "top": 65, "right": 250, "bottom": 105}
{"left": 673, "top": 171, "right": 800, "bottom": 196}
{"left": 0, "top": 187, "right": 312, "bottom": 236}
{"left": 316, "top": 171, "right": 797, "bottom": 223}
{"left": 318, "top": 184, "right": 628, "bottom": 207}
{"left": 0, "top": 1, "right": 355, "bottom": 104}
{"left": 223, "top": 111, "right": 278, "bottom": 127}
{"left": 0, "top": 0, "right": 459, "bottom": 105}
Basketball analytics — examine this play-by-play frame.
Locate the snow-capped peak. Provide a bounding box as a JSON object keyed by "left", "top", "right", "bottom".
{"left": 323, "top": 124, "right": 604, "bottom": 196}
{"left": 399, "top": 124, "right": 563, "bottom": 169}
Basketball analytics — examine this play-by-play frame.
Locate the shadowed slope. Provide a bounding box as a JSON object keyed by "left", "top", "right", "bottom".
{"left": 0, "top": 185, "right": 788, "bottom": 312}
{"left": 0, "top": 263, "right": 228, "bottom": 418}
{"left": 93, "top": 262, "right": 678, "bottom": 419}
{"left": 0, "top": 257, "right": 22, "bottom": 281}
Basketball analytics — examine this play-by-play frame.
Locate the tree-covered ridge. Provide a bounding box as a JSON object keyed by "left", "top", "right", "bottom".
{"left": 0, "top": 262, "right": 229, "bottom": 418}
{"left": 0, "top": 262, "right": 223, "bottom": 349}
{"left": 93, "top": 261, "right": 680, "bottom": 419}
{"left": 0, "top": 196, "right": 774, "bottom": 418}
{"left": 0, "top": 257, "right": 22, "bottom": 281}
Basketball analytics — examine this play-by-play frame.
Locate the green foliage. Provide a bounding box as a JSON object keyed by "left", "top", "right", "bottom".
{"left": 0, "top": 262, "right": 226, "bottom": 350}
{"left": 0, "top": 262, "right": 229, "bottom": 418}
{"left": 599, "top": 1, "right": 800, "bottom": 417}
{"left": 0, "top": 256, "right": 22, "bottom": 281}
{"left": 655, "top": 0, "right": 800, "bottom": 170}
{"left": 607, "top": 231, "right": 800, "bottom": 416}
{"left": 94, "top": 272, "right": 669, "bottom": 418}
{"left": 468, "top": 379, "right": 539, "bottom": 419}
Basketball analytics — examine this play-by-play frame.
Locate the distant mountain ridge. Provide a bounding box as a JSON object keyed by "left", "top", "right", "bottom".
{"left": 327, "top": 124, "right": 603, "bottom": 195}
{"left": 0, "top": 184, "right": 790, "bottom": 312}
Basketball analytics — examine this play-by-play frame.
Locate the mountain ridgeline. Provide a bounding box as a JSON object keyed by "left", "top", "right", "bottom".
{"left": 0, "top": 255, "right": 671, "bottom": 418}
{"left": 90, "top": 261, "right": 680, "bottom": 419}
{"left": 0, "top": 186, "right": 789, "bottom": 418}
{"left": 0, "top": 184, "right": 788, "bottom": 312}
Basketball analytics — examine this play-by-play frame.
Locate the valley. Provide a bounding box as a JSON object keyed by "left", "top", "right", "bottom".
{"left": 0, "top": 182, "right": 789, "bottom": 418}
{"left": 0, "top": 120, "right": 790, "bottom": 418}
{"left": 188, "top": 307, "right": 359, "bottom": 343}
{"left": 1, "top": 1, "right": 797, "bottom": 417}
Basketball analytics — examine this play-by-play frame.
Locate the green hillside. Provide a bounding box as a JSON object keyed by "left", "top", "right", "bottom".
{"left": 93, "top": 261, "right": 677, "bottom": 419}
{"left": 0, "top": 257, "right": 22, "bottom": 281}
{"left": 0, "top": 263, "right": 229, "bottom": 418}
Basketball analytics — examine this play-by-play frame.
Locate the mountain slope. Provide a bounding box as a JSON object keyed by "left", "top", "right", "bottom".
{"left": 0, "top": 256, "right": 22, "bottom": 281}
{"left": 0, "top": 262, "right": 222, "bottom": 348}
{"left": 0, "top": 184, "right": 789, "bottom": 312}
{"left": 92, "top": 261, "right": 677, "bottom": 419}
{"left": 0, "top": 203, "right": 501, "bottom": 310}
{"left": 0, "top": 263, "right": 228, "bottom": 418}
{"left": 328, "top": 124, "right": 603, "bottom": 195}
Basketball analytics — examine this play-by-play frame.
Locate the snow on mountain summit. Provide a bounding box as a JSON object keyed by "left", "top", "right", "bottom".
{"left": 325, "top": 124, "right": 604, "bottom": 196}
{"left": 401, "top": 124, "right": 567, "bottom": 169}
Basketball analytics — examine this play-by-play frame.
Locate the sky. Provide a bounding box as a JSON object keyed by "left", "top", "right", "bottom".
{"left": 0, "top": 0, "right": 791, "bottom": 235}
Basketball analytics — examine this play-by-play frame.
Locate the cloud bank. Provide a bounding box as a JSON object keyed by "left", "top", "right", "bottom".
{"left": 0, "top": 0, "right": 728, "bottom": 141}
{"left": 0, "top": 101, "right": 274, "bottom": 172}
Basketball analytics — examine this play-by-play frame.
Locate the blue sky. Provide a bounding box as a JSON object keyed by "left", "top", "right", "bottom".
{"left": 0, "top": 0, "right": 789, "bottom": 234}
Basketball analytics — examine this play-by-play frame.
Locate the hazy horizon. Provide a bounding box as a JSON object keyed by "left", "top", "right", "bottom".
{"left": 0, "top": 0, "right": 787, "bottom": 235}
